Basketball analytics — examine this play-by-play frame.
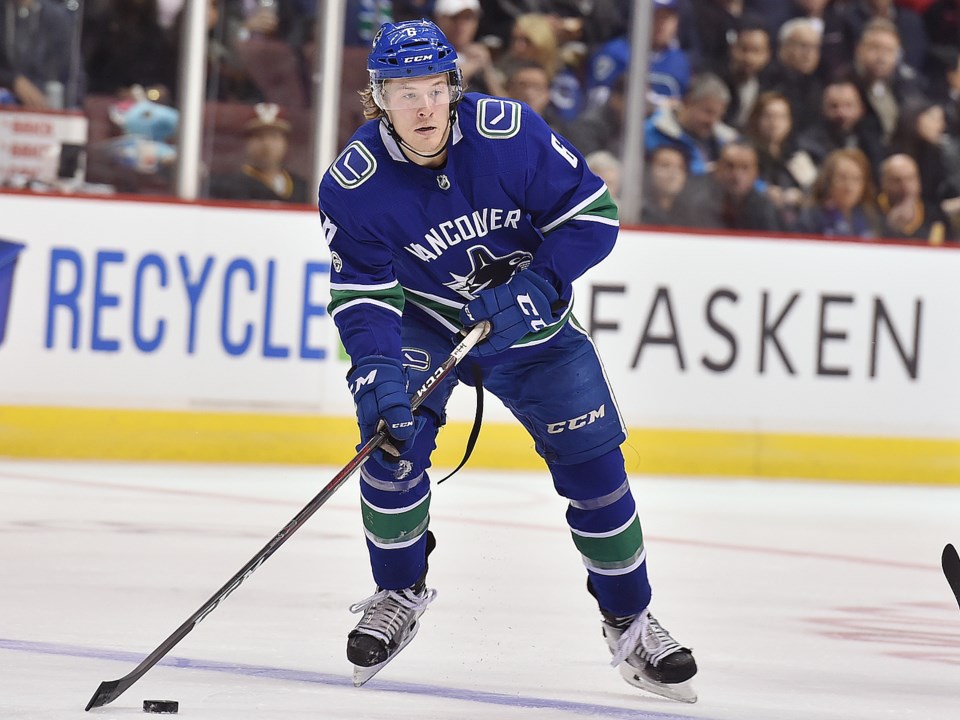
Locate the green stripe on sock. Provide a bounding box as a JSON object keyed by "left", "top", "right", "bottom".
{"left": 361, "top": 493, "right": 431, "bottom": 544}
{"left": 571, "top": 515, "right": 644, "bottom": 566}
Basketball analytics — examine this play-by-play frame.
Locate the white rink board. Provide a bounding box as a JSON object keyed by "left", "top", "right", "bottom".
{"left": 0, "top": 193, "right": 957, "bottom": 439}
{"left": 0, "top": 194, "right": 344, "bottom": 413}
{"left": 577, "top": 232, "right": 960, "bottom": 439}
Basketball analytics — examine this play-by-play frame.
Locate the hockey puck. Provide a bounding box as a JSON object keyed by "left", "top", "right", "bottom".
{"left": 143, "top": 700, "right": 179, "bottom": 713}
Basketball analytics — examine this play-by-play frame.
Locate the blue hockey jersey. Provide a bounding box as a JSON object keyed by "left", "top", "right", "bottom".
{"left": 318, "top": 94, "right": 620, "bottom": 364}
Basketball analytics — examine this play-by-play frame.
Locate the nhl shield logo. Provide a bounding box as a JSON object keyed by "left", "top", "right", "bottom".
{"left": 437, "top": 174, "right": 451, "bottom": 190}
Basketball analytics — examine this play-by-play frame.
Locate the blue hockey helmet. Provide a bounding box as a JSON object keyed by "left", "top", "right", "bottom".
{"left": 368, "top": 20, "right": 463, "bottom": 109}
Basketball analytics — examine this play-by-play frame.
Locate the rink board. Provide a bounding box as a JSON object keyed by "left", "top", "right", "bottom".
{"left": 0, "top": 193, "right": 957, "bottom": 483}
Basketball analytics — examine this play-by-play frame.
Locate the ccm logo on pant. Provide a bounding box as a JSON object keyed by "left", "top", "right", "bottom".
{"left": 547, "top": 405, "right": 605, "bottom": 434}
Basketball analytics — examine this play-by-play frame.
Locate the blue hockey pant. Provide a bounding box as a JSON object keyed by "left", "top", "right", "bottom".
{"left": 357, "top": 316, "right": 652, "bottom": 617}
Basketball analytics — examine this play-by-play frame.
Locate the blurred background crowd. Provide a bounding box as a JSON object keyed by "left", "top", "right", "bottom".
{"left": 1, "top": 0, "right": 959, "bottom": 243}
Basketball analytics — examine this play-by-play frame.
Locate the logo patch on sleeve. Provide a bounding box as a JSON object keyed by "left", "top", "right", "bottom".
{"left": 331, "top": 141, "right": 377, "bottom": 189}
{"left": 476, "top": 98, "right": 522, "bottom": 139}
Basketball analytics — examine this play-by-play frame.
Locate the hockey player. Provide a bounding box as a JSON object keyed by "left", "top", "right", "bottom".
{"left": 318, "top": 19, "right": 698, "bottom": 702}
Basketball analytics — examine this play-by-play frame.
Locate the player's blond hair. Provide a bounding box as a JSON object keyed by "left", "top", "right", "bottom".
{"left": 360, "top": 87, "right": 385, "bottom": 120}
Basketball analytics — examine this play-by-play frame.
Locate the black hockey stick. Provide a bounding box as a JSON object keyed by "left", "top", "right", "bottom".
{"left": 85, "top": 321, "right": 490, "bottom": 711}
{"left": 943, "top": 543, "right": 960, "bottom": 610}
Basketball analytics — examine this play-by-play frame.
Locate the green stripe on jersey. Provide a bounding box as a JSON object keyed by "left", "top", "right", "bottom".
{"left": 544, "top": 187, "right": 618, "bottom": 235}
{"left": 582, "top": 187, "right": 619, "bottom": 222}
{"left": 404, "top": 289, "right": 461, "bottom": 327}
{"left": 361, "top": 493, "right": 431, "bottom": 545}
{"left": 405, "top": 289, "right": 572, "bottom": 346}
{"left": 571, "top": 515, "right": 644, "bottom": 569}
{"left": 328, "top": 283, "right": 404, "bottom": 316}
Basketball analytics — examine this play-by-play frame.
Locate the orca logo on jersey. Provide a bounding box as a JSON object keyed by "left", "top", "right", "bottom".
{"left": 442, "top": 245, "right": 533, "bottom": 300}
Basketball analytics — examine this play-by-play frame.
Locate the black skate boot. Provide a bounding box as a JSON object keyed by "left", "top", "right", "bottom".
{"left": 601, "top": 608, "right": 698, "bottom": 703}
{"left": 347, "top": 532, "right": 437, "bottom": 686}
{"left": 346, "top": 578, "right": 437, "bottom": 686}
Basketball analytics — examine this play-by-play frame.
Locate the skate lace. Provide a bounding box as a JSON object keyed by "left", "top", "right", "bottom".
{"left": 349, "top": 586, "right": 437, "bottom": 645}
{"left": 610, "top": 609, "right": 682, "bottom": 668}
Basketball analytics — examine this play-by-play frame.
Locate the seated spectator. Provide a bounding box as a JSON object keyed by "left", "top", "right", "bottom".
{"left": 721, "top": 18, "right": 772, "bottom": 129}
{"left": 475, "top": 0, "right": 624, "bottom": 54}
{"left": 644, "top": 72, "right": 738, "bottom": 175}
{"left": 544, "top": 0, "right": 625, "bottom": 50}
{"left": 433, "top": 0, "right": 500, "bottom": 95}
{"left": 83, "top": 0, "right": 176, "bottom": 99}
{"left": 744, "top": 91, "right": 817, "bottom": 227}
{"left": 650, "top": 0, "right": 702, "bottom": 67}
{"left": 585, "top": 0, "right": 691, "bottom": 112}
{"left": 585, "top": 150, "right": 622, "bottom": 204}
{"left": 170, "top": 0, "right": 256, "bottom": 102}
{"left": 685, "top": 140, "right": 783, "bottom": 231}
{"left": 795, "top": 78, "right": 885, "bottom": 171}
{"left": 877, "top": 153, "right": 955, "bottom": 243}
{"left": 640, "top": 145, "right": 702, "bottom": 227}
{"left": 208, "top": 103, "right": 308, "bottom": 203}
{"left": 496, "top": 13, "right": 583, "bottom": 122}
{"left": 564, "top": 73, "right": 625, "bottom": 157}
{"left": 0, "top": 0, "right": 82, "bottom": 108}
{"left": 796, "top": 147, "right": 884, "bottom": 238}
{"left": 226, "top": 0, "right": 311, "bottom": 108}
{"left": 837, "top": 0, "right": 928, "bottom": 73}
{"left": 889, "top": 96, "right": 960, "bottom": 205}
{"left": 764, "top": 17, "right": 824, "bottom": 133}
{"left": 847, "top": 17, "right": 928, "bottom": 146}
{"left": 503, "top": 60, "right": 568, "bottom": 133}
{"left": 691, "top": 0, "right": 767, "bottom": 70}
{"left": 765, "top": 0, "right": 847, "bottom": 69}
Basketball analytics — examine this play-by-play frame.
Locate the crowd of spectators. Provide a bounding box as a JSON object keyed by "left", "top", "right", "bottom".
{"left": 0, "top": 0, "right": 958, "bottom": 243}
{"left": 614, "top": 0, "right": 960, "bottom": 243}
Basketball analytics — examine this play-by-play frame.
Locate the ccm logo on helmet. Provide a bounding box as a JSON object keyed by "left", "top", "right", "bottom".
{"left": 405, "top": 55, "right": 433, "bottom": 63}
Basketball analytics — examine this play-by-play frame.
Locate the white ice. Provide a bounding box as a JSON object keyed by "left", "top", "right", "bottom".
{"left": 1, "top": 458, "right": 958, "bottom": 720}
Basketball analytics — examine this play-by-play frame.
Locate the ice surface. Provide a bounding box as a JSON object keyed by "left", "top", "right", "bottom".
{"left": 1, "top": 459, "right": 957, "bottom": 720}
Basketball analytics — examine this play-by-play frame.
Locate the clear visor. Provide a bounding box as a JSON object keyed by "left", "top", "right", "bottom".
{"left": 373, "top": 76, "right": 463, "bottom": 111}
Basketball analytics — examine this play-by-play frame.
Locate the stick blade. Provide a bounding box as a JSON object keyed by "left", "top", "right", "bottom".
{"left": 942, "top": 543, "right": 960, "bottom": 610}
{"left": 85, "top": 678, "right": 127, "bottom": 711}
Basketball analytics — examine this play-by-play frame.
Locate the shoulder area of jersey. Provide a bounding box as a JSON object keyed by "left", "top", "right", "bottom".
{"left": 322, "top": 121, "right": 386, "bottom": 194}
{"left": 462, "top": 93, "right": 536, "bottom": 143}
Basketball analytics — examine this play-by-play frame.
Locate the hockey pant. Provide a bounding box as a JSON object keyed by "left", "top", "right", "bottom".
{"left": 357, "top": 318, "right": 651, "bottom": 616}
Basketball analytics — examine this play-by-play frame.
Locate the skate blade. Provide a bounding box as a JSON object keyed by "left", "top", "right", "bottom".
{"left": 619, "top": 665, "right": 698, "bottom": 703}
{"left": 352, "top": 623, "right": 422, "bottom": 687}
{"left": 352, "top": 661, "right": 387, "bottom": 687}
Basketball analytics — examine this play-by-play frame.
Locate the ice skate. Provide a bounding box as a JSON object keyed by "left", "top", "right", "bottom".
{"left": 346, "top": 580, "right": 437, "bottom": 686}
{"left": 601, "top": 608, "right": 698, "bottom": 703}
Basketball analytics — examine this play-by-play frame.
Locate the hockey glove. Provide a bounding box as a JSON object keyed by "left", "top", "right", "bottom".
{"left": 347, "top": 356, "right": 418, "bottom": 457}
{"left": 459, "top": 269, "right": 560, "bottom": 356}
